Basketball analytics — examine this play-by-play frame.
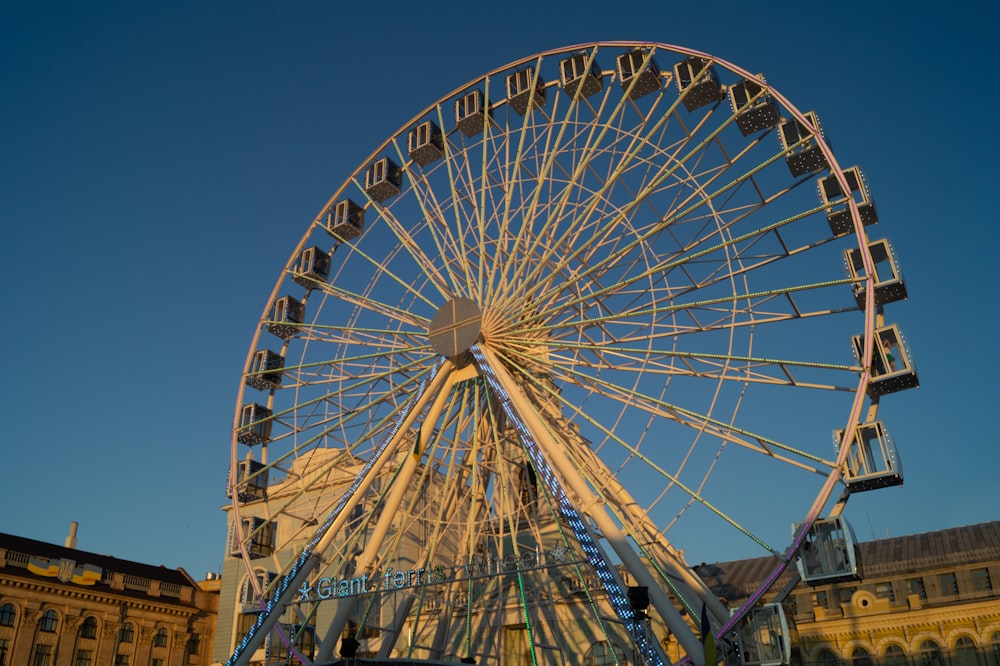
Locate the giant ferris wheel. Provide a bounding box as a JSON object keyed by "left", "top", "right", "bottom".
{"left": 226, "top": 41, "right": 915, "bottom": 666}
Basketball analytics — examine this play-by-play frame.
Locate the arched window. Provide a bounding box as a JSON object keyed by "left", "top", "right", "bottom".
{"left": 990, "top": 632, "right": 1000, "bottom": 666}
{"left": 954, "top": 636, "right": 980, "bottom": 666}
{"left": 153, "top": 628, "right": 168, "bottom": 648}
{"left": 884, "top": 644, "right": 907, "bottom": 666}
{"left": 851, "top": 647, "right": 873, "bottom": 666}
{"left": 586, "top": 641, "right": 627, "bottom": 666}
{"left": 0, "top": 603, "right": 16, "bottom": 627}
{"left": 119, "top": 622, "right": 135, "bottom": 643}
{"left": 38, "top": 609, "right": 58, "bottom": 632}
{"left": 818, "top": 649, "right": 840, "bottom": 666}
{"left": 919, "top": 640, "right": 943, "bottom": 666}
{"left": 79, "top": 616, "right": 98, "bottom": 639}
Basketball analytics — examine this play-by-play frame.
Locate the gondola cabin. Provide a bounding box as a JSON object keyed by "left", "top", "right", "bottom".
{"left": 231, "top": 516, "right": 275, "bottom": 559}
{"left": 292, "top": 246, "right": 329, "bottom": 289}
{"left": 246, "top": 349, "right": 284, "bottom": 391}
{"left": 616, "top": 49, "right": 661, "bottom": 100}
{"left": 729, "top": 75, "right": 779, "bottom": 136}
{"left": 455, "top": 89, "right": 490, "bottom": 137}
{"left": 506, "top": 67, "right": 546, "bottom": 115}
{"left": 230, "top": 457, "right": 268, "bottom": 503}
{"left": 267, "top": 295, "right": 303, "bottom": 339}
{"left": 819, "top": 167, "right": 878, "bottom": 237}
{"left": 836, "top": 421, "right": 903, "bottom": 492}
{"left": 739, "top": 603, "right": 793, "bottom": 666}
{"left": 852, "top": 324, "right": 919, "bottom": 397}
{"left": 408, "top": 120, "right": 444, "bottom": 166}
{"left": 795, "top": 517, "right": 861, "bottom": 584}
{"left": 365, "top": 157, "right": 402, "bottom": 202}
{"left": 560, "top": 53, "right": 603, "bottom": 99}
{"left": 778, "top": 111, "right": 829, "bottom": 177}
{"left": 237, "top": 403, "right": 273, "bottom": 446}
{"left": 324, "top": 198, "right": 364, "bottom": 242}
{"left": 845, "top": 239, "right": 907, "bottom": 308}
{"left": 674, "top": 56, "right": 724, "bottom": 111}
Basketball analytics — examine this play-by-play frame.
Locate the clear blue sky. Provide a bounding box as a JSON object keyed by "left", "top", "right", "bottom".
{"left": 1, "top": 2, "right": 997, "bottom": 579}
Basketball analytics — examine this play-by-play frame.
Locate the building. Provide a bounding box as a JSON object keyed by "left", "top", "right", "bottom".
{"left": 0, "top": 526, "right": 218, "bottom": 666}
{"left": 696, "top": 521, "right": 1000, "bottom": 666}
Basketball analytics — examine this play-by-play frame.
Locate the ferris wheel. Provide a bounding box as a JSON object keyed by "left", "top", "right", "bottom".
{"left": 225, "top": 42, "right": 915, "bottom": 666}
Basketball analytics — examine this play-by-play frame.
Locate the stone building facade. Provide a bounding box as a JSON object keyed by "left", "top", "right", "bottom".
{"left": 0, "top": 531, "right": 218, "bottom": 666}
{"left": 697, "top": 521, "right": 1000, "bottom": 666}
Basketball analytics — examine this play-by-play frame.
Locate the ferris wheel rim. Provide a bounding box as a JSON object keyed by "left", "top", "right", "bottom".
{"left": 227, "top": 40, "right": 882, "bottom": 666}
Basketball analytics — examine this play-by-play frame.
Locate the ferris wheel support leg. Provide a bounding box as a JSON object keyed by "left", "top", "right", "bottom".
{"left": 315, "top": 362, "right": 469, "bottom": 662}
{"left": 473, "top": 345, "right": 690, "bottom": 666}
{"left": 571, "top": 440, "right": 731, "bottom": 625}
{"left": 228, "top": 360, "right": 455, "bottom": 666}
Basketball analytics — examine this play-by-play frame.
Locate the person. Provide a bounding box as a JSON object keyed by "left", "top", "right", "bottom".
{"left": 882, "top": 337, "right": 898, "bottom": 372}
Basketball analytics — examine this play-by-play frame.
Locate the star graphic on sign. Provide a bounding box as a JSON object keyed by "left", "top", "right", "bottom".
{"left": 548, "top": 544, "right": 570, "bottom": 564}
{"left": 297, "top": 582, "right": 313, "bottom": 601}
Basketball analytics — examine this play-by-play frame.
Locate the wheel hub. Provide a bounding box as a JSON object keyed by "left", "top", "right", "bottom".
{"left": 428, "top": 297, "right": 482, "bottom": 357}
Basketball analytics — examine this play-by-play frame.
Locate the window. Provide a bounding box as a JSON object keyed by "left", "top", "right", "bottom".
{"left": 0, "top": 638, "right": 9, "bottom": 666}
{"left": 919, "top": 640, "right": 943, "bottom": 666}
{"left": 32, "top": 644, "right": 53, "bottom": 666}
{"left": 875, "top": 582, "right": 896, "bottom": 602}
{"left": 972, "top": 568, "right": 993, "bottom": 593}
{"left": 817, "top": 649, "right": 840, "bottom": 666}
{"left": 0, "top": 603, "right": 15, "bottom": 627}
{"left": 119, "top": 622, "right": 135, "bottom": 643}
{"left": 74, "top": 649, "right": 93, "bottom": 666}
{"left": 38, "top": 610, "right": 58, "bottom": 633}
{"left": 940, "top": 573, "right": 959, "bottom": 596}
{"left": 839, "top": 586, "right": 857, "bottom": 604}
{"left": 907, "top": 578, "right": 927, "bottom": 600}
{"left": 79, "top": 616, "right": 98, "bottom": 639}
{"left": 811, "top": 590, "right": 829, "bottom": 609}
{"left": 851, "top": 648, "right": 873, "bottom": 666}
{"left": 954, "top": 636, "right": 980, "bottom": 666}
{"left": 153, "top": 628, "right": 168, "bottom": 648}
{"left": 991, "top": 632, "right": 1000, "bottom": 666}
{"left": 113, "top": 655, "right": 130, "bottom": 666}
{"left": 586, "top": 641, "right": 627, "bottom": 666}
{"left": 152, "top": 660, "right": 164, "bottom": 666}
{"left": 187, "top": 634, "right": 201, "bottom": 656}
{"left": 236, "top": 613, "right": 261, "bottom": 641}
{"left": 884, "top": 644, "right": 907, "bottom": 666}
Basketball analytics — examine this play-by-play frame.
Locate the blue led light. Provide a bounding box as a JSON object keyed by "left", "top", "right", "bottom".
{"left": 227, "top": 361, "right": 445, "bottom": 666}
{"left": 470, "top": 345, "right": 663, "bottom": 666}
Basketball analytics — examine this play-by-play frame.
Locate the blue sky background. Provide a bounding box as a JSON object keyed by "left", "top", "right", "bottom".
{"left": 2, "top": 2, "right": 997, "bottom": 579}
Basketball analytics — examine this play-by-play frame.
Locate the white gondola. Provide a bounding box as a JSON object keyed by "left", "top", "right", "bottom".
{"left": 455, "top": 89, "right": 490, "bottom": 137}
{"left": 229, "top": 457, "right": 268, "bottom": 503}
{"left": 796, "top": 517, "right": 862, "bottom": 584}
{"left": 506, "top": 67, "right": 546, "bottom": 115}
{"left": 729, "top": 75, "right": 779, "bottom": 136}
{"left": 836, "top": 421, "right": 903, "bottom": 492}
{"left": 616, "top": 49, "right": 661, "bottom": 100}
{"left": 738, "top": 603, "right": 793, "bottom": 666}
{"left": 365, "top": 156, "right": 402, "bottom": 202}
{"left": 851, "top": 324, "right": 919, "bottom": 397}
{"left": 324, "top": 198, "right": 364, "bottom": 242}
{"left": 292, "top": 246, "right": 330, "bottom": 289}
{"left": 819, "top": 166, "right": 878, "bottom": 237}
{"left": 674, "top": 56, "right": 725, "bottom": 111}
{"left": 778, "top": 110, "right": 829, "bottom": 177}
{"left": 237, "top": 403, "right": 272, "bottom": 446}
{"left": 408, "top": 120, "right": 444, "bottom": 167}
{"left": 267, "top": 295, "right": 303, "bottom": 339}
{"left": 845, "top": 238, "right": 907, "bottom": 308}
{"left": 559, "top": 52, "right": 603, "bottom": 99}
{"left": 246, "top": 349, "right": 284, "bottom": 391}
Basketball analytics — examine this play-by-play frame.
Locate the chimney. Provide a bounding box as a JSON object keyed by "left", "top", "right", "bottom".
{"left": 65, "top": 522, "right": 78, "bottom": 549}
